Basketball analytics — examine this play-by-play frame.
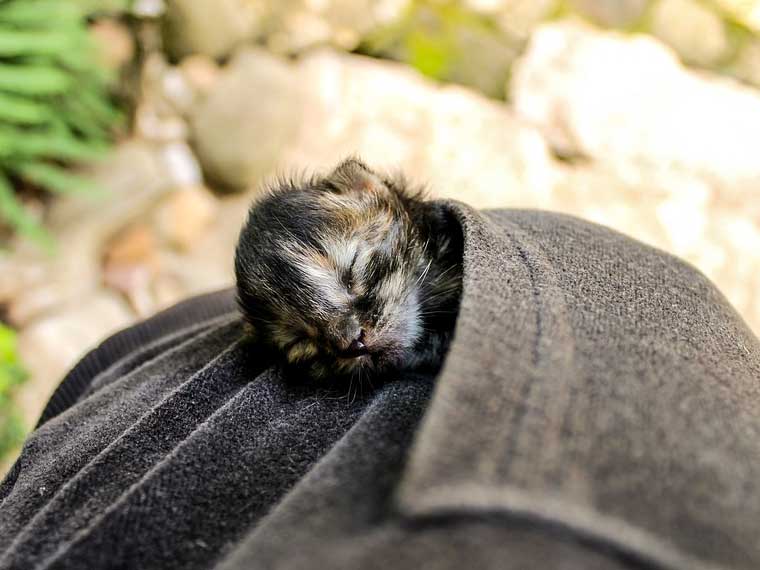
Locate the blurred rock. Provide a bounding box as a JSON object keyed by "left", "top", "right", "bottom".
{"left": 731, "top": 39, "right": 760, "bottom": 88}
{"left": 713, "top": 0, "right": 760, "bottom": 34}
{"left": 446, "top": 25, "right": 520, "bottom": 99}
{"left": 104, "top": 223, "right": 158, "bottom": 268}
{"left": 135, "top": 54, "right": 189, "bottom": 142}
{"left": 103, "top": 223, "right": 160, "bottom": 315}
{"left": 135, "top": 105, "right": 188, "bottom": 141}
{"left": 463, "top": 0, "right": 507, "bottom": 12}
{"left": 89, "top": 18, "right": 135, "bottom": 70}
{"left": 493, "top": 0, "right": 557, "bottom": 42}
{"left": 2, "top": 141, "right": 175, "bottom": 327}
{"left": 16, "top": 292, "right": 133, "bottom": 427}
{"left": 180, "top": 55, "right": 221, "bottom": 96}
{"left": 510, "top": 21, "right": 760, "bottom": 200}
{"left": 153, "top": 185, "right": 219, "bottom": 250}
{"left": 258, "top": 0, "right": 410, "bottom": 54}
{"left": 162, "top": 0, "right": 260, "bottom": 59}
{"left": 284, "top": 49, "right": 559, "bottom": 208}
{"left": 160, "top": 141, "right": 203, "bottom": 186}
{"left": 159, "top": 56, "right": 221, "bottom": 119}
{"left": 133, "top": 0, "right": 165, "bottom": 18}
{"left": 568, "top": 0, "right": 648, "bottom": 27}
{"left": 160, "top": 67, "right": 195, "bottom": 116}
{"left": 359, "top": 1, "right": 520, "bottom": 99}
{"left": 652, "top": 0, "right": 729, "bottom": 66}
{"left": 190, "top": 48, "right": 304, "bottom": 191}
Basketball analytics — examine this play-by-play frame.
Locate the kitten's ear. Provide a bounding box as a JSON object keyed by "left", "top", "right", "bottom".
{"left": 328, "top": 158, "right": 386, "bottom": 194}
{"left": 419, "top": 202, "right": 463, "bottom": 260}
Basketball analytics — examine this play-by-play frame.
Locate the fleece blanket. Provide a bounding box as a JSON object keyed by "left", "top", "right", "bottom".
{"left": 2, "top": 204, "right": 760, "bottom": 570}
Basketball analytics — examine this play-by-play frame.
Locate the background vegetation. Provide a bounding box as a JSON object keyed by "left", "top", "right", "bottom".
{"left": 0, "top": 0, "right": 125, "bottom": 246}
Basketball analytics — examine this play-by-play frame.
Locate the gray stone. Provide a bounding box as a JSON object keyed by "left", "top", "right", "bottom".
{"left": 162, "top": 0, "right": 260, "bottom": 59}
{"left": 713, "top": 0, "right": 760, "bottom": 33}
{"left": 731, "top": 39, "right": 760, "bottom": 88}
{"left": 569, "top": 0, "right": 648, "bottom": 27}
{"left": 190, "top": 48, "right": 305, "bottom": 191}
{"left": 652, "top": 0, "right": 729, "bottom": 67}
{"left": 494, "top": 0, "right": 558, "bottom": 41}
{"left": 510, "top": 21, "right": 760, "bottom": 201}
{"left": 153, "top": 185, "right": 219, "bottom": 250}
{"left": 256, "top": 0, "right": 410, "bottom": 55}
{"left": 133, "top": 0, "right": 165, "bottom": 18}
{"left": 283, "top": 49, "right": 559, "bottom": 209}
{"left": 445, "top": 26, "right": 520, "bottom": 99}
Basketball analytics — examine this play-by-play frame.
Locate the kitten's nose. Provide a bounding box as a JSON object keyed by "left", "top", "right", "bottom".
{"left": 339, "top": 329, "right": 369, "bottom": 358}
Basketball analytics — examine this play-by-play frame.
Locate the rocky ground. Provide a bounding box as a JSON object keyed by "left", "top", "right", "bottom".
{"left": 1, "top": 1, "right": 760, "bottom": 473}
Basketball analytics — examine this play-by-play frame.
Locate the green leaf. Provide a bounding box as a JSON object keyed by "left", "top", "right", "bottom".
{"left": 0, "top": 0, "right": 123, "bottom": 246}
{"left": 0, "top": 91, "right": 52, "bottom": 124}
{"left": 407, "top": 30, "right": 451, "bottom": 79}
{"left": 0, "top": 127, "right": 109, "bottom": 161}
{"left": 12, "top": 161, "right": 99, "bottom": 195}
{"left": 0, "top": 30, "right": 77, "bottom": 56}
{"left": 0, "top": 405, "right": 26, "bottom": 460}
{"left": 0, "top": 171, "right": 52, "bottom": 247}
{"left": 0, "top": 64, "right": 71, "bottom": 94}
{"left": 0, "top": 325, "right": 19, "bottom": 364}
{"left": 0, "top": 1, "right": 82, "bottom": 26}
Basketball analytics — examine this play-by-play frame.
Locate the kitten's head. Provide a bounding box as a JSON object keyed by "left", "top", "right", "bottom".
{"left": 235, "top": 159, "right": 461, "bottom": 381}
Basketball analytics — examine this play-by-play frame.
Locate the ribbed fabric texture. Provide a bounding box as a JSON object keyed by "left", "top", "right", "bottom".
{"left": 1, "top": 205, "right": 759, "bottom": 570}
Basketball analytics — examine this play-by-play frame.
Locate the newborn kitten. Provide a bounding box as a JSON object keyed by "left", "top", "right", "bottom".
{"left": 234, "top": 159, "right": 462, "bottom": 382}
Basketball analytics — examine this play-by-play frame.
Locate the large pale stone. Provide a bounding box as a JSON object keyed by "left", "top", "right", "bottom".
{"left": 652, "top": 0, "right": 729, "bottom": 66}
{"left": 283, "top": 49, "right": 560, "bottom": 209}
{"left": 569, "top": 0, "right": 648, "bottom": 27}
{"left": 162, "top": 0, "right": 260, "bottom": 59}
{"left": 494, "top": 0, "right": 557, "bottom": 41}
{"left": 510, "top": 21, "right": 760, "bottom": 200}
{"left": 731, "top": 39, "right": 760, "bottom": 88}
{"left": 254, "top": 0, "right": 410, "bottom": 54}
{"left": 713, "top": 0, "right": 760, "bottom": 33}
{"left": 190, "top": 49, "right": 305, "bottom": 191}
{"left": 153, "top": 185, "right": 219, "bottom": 251}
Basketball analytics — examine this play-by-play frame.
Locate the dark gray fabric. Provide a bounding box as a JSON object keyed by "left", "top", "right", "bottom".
{"left": 1, "top": 204, "right": 759, "bottom": 570}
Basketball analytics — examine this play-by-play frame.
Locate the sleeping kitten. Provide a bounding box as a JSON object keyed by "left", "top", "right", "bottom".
{"left": 234, "top": 159, "right": 463, "bottom": 382}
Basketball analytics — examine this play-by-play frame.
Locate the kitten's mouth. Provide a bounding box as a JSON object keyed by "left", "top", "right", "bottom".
{"left": 335, "top": 342, "right": 369, "bottom": 359}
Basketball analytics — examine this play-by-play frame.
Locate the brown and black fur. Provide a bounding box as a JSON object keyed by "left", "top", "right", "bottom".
{"left": 234, "top": 159, "right": 463, "bottom": 383}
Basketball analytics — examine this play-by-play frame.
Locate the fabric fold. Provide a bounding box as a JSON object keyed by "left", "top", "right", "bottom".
{"left": 2, "top": 205, "right": 760, "bottom": 570}
{"left": 397, "top": 206, "right": 760, "bottom": 570}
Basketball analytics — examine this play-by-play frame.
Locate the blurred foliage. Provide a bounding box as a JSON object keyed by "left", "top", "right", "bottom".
{"left": 0, "top": 323, "right": 27, "bottom": 461}
{"left": 359, "top": 0, "right": 517, "bottom": 97}
{"left": 0, "top": 0, "right": 127, "bottom": 247}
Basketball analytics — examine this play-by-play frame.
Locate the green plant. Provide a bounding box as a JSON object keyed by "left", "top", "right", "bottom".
{"left": 0, "top": 0, "right": 125, "bottom": 245}
{"left": 0, "top": 323, "right": 27, "bottom": 460}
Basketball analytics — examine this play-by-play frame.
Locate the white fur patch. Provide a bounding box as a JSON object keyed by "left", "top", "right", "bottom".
{"left": 283, "top": 242, "right": 351, "bottom": 313}
{"left": 375, "top": 270, "right": 408, "bottom": 302}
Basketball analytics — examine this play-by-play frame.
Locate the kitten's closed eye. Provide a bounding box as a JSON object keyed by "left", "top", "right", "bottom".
{"left": 234, "top": 158, "right": 463, "bottom": 383}
{"left": 342, "top": 250, "right": 359, "bottom": 291}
